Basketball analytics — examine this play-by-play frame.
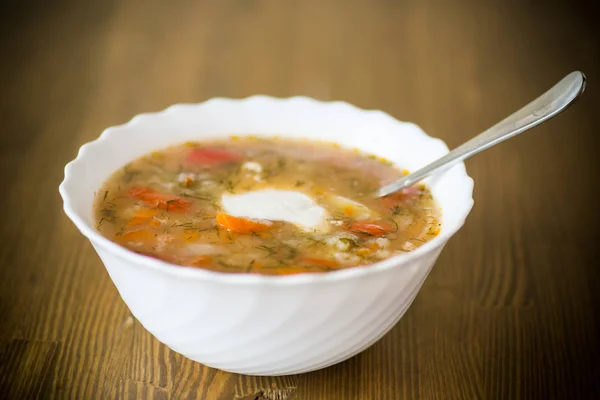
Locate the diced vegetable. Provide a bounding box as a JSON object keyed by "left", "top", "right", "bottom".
{"left": 127, "top": 208, "right": 160, "bottom": 227}
{"left": 346, "top": 221, "right": 395, "bottom": 236}
{"left": 264, "top": 267, "right": 311, "bottom": 275}
{"left": 128, "top": 187, "right": 191, "bottom": 212}
{"left": 302, "top": 257, "right": 339, "bottom": 268}
{"left": 328, "top": 195, "right": 376, "bottom": 220}
{"left": 185, "top": 148, "right": 242, "bottom": 166}
{"left": 356, "top": 248, "right": 372, "bottom": 257}
{"left": 215, "top": 212, "right": 272, "bottom": 234}
{"left": 178, "top": 172, "right": 196, "bottom": 188}
{"left": 381, "top": 186, "right": 422, "bottom": 208}
{"left": 185, "top": 256, "right": 212, "bottom": 267}
{"left": 116, "top": 229, "right": 155, "bottom": 244}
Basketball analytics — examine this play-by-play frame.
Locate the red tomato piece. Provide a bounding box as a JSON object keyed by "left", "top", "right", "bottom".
{"left": 185, "top": 148, "right": 242, "bottom": 166}
{"left": 381, "top": 186, "right": 422, "bottom": 208}
{"left": 346, "top": 221, "right": 395, "bottom": 236}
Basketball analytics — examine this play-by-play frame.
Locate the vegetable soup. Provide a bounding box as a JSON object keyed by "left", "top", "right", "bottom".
{"left": 93, "top": 137, "right": 441, "bottom": 275}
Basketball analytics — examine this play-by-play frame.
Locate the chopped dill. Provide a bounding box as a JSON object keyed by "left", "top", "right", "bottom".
{"left": 339, "top": 237, "right": 359, "bottom": 249}
{"left": 388, "top": 218, "right": 399, "bottom": 233}
{"left": 181, "top": 193, "right": 211, "bottom": 201}
{"left": 245, "top": 260, "right": 255, "bottom": 273}
{"left": 100, "top": 208, "right": 115, "bottom": 217}
{"left": 304, "top": 235, "right": 325, "bottom": 247}
{"left": 173, "top": 222, "right": 194, "bottom": 228}
{"left": 286, "top": 247, "right": 298, "bottom": 259}
{"left": 99, "top": 209, "right": 117, "bottom": 223}
{"left": 165, "top": 199, "right": 179, "bottom": 212}
{"left": 218, "top": 260, "right": 239, "bottom": 269}
{"left": 295, "top": 180, "right": 305, "bottom": 187}
{"left": 103, "top": 191, "right": 108, "bottom": 202}
{"left": 264, "top": 157, "right": 287, "bottom": 178}
{"left": 277, "top": 157, "right": 286, "bottom": 170}
{"left": 391, "top": 205, "right": 403, "bottom": 215}
{"left": 274, "top": 242, "right": 298, "bottom": 259}
{"left": 221, "top": 179, "right": 237, "bottom": 193}
{"left": 329, "top": 212, "right": 352, "bottom": 222}
{"left": 257, "top": 245, "right": 277, "bottom": 255}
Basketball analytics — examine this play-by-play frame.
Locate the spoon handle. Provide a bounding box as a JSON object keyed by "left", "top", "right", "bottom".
{"left": 376, "top": 71, "right": 587, "bottom": 198}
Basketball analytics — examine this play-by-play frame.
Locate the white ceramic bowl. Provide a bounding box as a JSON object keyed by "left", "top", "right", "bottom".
{"left": 59, "top": 96, "right": 474, "bottom": 376}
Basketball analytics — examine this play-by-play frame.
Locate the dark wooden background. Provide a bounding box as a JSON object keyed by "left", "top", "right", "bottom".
{"left": 1, "top": 0, "right": 599, "bottom": 399}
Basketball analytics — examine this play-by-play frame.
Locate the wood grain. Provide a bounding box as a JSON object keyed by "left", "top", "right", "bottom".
{"left": 1, "top": 0, "right": 599, "bottom": 399}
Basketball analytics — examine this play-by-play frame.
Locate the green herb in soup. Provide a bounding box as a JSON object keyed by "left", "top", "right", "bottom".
{"left": 93, "top": 137, "right": 441, "bottom": 275}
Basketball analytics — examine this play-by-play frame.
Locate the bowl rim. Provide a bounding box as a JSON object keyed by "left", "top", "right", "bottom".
{"left": 58, "top": 95, "right": 475, "bottom": 286}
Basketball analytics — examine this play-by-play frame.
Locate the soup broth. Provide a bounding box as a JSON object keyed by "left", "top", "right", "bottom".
{"left": 94, "top": 137, "right": 441, "bottom": 275}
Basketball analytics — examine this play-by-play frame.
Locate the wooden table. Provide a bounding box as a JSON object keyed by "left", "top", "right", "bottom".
{"left": 1, "top": 1, "right": 599, "bottom": 398}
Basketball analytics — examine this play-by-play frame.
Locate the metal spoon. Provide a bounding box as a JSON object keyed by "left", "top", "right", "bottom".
{"left": 375, "top": 71, "right": 587, "bottom": 198}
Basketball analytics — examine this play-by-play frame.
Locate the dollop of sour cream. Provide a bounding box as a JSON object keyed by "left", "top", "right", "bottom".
{"left": 221, "top": 189, "right": 330, "bottom": 232}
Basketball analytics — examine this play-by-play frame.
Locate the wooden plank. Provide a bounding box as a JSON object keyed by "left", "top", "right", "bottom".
{"left": 0, "top": 339, "right": 59, "bottom": 399}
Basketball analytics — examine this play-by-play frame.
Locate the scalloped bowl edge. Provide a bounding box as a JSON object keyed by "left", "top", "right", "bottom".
{"left": 58, "top": 95, "right": 474, "bottom": 375}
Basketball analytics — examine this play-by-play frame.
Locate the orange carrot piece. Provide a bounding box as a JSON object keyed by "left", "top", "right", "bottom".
{"left": 215, "top": 212, "right": 272, "bottom": 234}
{"left": 381, "top": 186, "right": 421, "bottom": 208}
{"left": 182, "top": 176, "right": 194, "bottom": 188}
{"left": 185, "top": 256, "right": 212, "bottom": 267}
{"left": 265, "top": 267, "right": 310, "bottom": 275}
{"left": 302, "top": 257, "right": 339, "bottom": 268}
{"left": 347, "top": 221, "right": 395, "bottom": 236}
{"left": 128, "top": 187, "right": 191, "bottom": 212}
{"left": 356, "top": 248, "right": 372, "bottom": 256}
{"left": 127, "top": 208, "right": 160, "bottom": 227}
{"left": 342, "top": 205, "right": 354, "bottom": 216}
{"left": 251, "top": 262, "right": 263, "bottom": 270}
{"left": 116, "top": 229, "right": 155, "bottom": 244}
